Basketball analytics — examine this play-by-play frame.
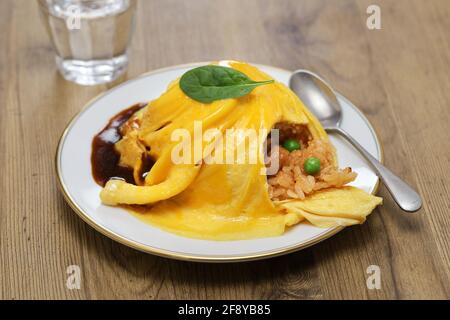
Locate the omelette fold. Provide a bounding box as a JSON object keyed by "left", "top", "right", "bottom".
{"left": 98, "top": 61, "right": 382, "bottom": 240}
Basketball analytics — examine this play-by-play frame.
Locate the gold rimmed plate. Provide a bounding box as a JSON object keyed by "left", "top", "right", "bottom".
{"left": 56, "top": 62, "right": 382, "bottom": 262}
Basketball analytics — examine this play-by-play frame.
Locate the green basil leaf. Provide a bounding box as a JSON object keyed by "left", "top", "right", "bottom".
{"left": 179, "top": 65, "right": 274, "bottom": 103}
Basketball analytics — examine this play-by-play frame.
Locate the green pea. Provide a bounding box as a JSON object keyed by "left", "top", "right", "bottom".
{"left": 282, "top": 139, "right": 301, "bottom": 152}
{"left": 304, "top": 157, "right": 321, "bottom": 175}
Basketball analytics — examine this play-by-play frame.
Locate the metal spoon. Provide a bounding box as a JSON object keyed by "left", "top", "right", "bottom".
{"left": 289, "top": 70, "right": 422, "bottom": 212}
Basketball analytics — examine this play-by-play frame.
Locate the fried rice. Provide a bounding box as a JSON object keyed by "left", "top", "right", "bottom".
{"left": 267, "top": 123, "right": 357, "bottom": 201}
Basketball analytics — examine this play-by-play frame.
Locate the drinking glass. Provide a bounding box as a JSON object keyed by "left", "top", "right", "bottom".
{"left": 38, "top": 0, "right": 137, "bottom": 85}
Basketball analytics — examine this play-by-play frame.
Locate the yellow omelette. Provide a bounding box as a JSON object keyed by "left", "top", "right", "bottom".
{"left": 99, "top": 61, "right": 382, "bottom": 240}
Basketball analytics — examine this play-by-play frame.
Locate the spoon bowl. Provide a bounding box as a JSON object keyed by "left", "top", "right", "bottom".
{"left": 289, "top": 70, "right": 342, "bottom": 128}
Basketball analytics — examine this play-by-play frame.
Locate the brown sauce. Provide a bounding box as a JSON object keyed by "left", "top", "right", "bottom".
{"left": 91, "top": 103, "right": 153, "bottom": 186}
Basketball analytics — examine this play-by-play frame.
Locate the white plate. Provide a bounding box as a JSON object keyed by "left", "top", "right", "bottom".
{"left": 56, "top": 63, "right": 382, "bottom": 262}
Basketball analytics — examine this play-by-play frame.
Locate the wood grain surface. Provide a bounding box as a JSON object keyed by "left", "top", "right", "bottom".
{"left": 0, "top": 0, "right": 449, "bottom": 300}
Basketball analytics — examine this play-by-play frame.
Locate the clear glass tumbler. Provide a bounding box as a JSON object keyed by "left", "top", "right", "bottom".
{"left": 38, "top": 0, "right": 137, "bottom": 85}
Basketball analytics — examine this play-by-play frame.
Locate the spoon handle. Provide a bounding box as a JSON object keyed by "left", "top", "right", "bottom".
{"left": 327, "top": 127, "right": 422, "bottom": 212}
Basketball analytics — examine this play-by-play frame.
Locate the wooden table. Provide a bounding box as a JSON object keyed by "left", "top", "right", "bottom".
{"left": 1, "top": 0, "right": 449, "bottom": 300}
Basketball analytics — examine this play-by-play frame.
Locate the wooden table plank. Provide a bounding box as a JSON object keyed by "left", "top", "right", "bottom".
{"left": 0, "top": 0, "right": 449, "bottom": 299}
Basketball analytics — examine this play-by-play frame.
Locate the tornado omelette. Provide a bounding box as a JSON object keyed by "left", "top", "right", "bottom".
{"left": 93, "top": 61, "right": 382, "bottom": 240}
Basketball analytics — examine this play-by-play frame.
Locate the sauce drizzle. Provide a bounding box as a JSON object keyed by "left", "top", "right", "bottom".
{"left": 91, "top": 103, "right": 148, "bottom": 186}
